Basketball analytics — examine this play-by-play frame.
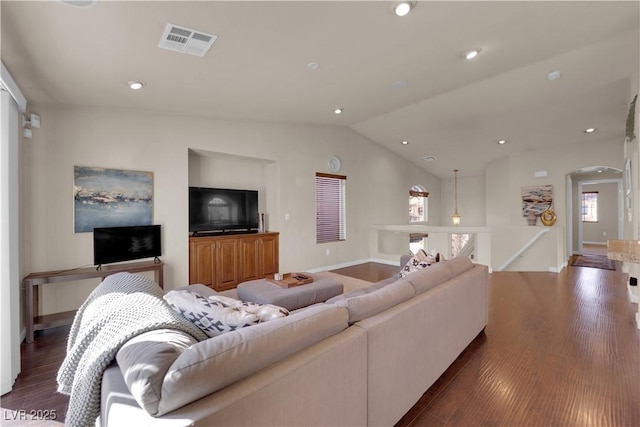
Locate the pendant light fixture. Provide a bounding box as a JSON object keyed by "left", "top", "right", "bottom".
{"left": 452, "top": 169, "right": 461, "bottom": 226}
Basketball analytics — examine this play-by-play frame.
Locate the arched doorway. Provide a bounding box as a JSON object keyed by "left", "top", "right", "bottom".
{"left": 566, "top": 166, "right": 623, "bottom": 257}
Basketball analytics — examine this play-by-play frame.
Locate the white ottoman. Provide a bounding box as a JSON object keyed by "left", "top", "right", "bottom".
{"left": 237, "top": 274, "right": 343, "bottom": 311}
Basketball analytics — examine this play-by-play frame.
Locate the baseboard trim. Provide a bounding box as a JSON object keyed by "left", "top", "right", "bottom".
{"left": 307, "top": 259, "right": 372, "bottom": 273}
{"left": 550, "top": 259, "right": 569, "bottom": 273}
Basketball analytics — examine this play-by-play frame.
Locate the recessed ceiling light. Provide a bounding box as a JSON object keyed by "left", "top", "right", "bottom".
{"left": 333, "top": 108, "right": 343, "bottom": 115}
{"left": 393, "top": 1, "right": 415, "bottom": 17}
{"left": 464, "top": 49, "right": 481, "bottom": 60}
{"left": 401, "top": 140, "right": 409, "bottom": 145}
{"left": 58, "top": 0, "right": 98, "bottom": 7}
{"left": 547, "top": 70, "right": 562, "bottom": 81}
{"left": 128, "top": 81, "right": 145, "bottom": 90}
{"left": 584, "top": 127, "right": 596, "bottom": 133}
{"left": 392, "top": 80, "right": 408, "bottom": 90}
{"left": 497, "top": 140, "right": 507, "bottom": 145}
{"left": 307, "top": 62, "right": 319, "bottom": 70}
{"left": 423, "top": 155, "right": 437, "bottom": 162}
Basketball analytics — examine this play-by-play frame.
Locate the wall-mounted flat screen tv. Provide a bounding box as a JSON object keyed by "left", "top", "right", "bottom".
{"left": 189, "top": 187, "right": 259, "bottom": 234}
{"left": 93, "top": 225, "right": 161, "bottom": 266}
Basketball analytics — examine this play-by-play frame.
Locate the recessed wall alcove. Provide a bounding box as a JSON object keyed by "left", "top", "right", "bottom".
{"left": 188, "top": 149, "right": 279, "bottom": 231}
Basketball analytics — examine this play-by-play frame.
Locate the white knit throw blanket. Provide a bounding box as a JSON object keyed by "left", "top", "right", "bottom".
{"left": 56, "top": 272, "right": 207, "bottom": 427}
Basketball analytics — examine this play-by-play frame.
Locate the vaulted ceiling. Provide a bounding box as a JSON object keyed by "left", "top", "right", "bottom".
{"left": 2, "top": 1, "right": 638, "bottom": 178}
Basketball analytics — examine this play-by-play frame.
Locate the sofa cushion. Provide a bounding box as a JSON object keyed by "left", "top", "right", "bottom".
{"left": 325, "top": 276, "right": 397, "bottom": 304}
{"left": 154, "top": 303, "right": 349, "bottom": 416}
{"left": 371, "top": 276, "right": 398, "bottom": 289}
{"left": 164, "top": 290, "right": 289, "bottom": 338}
{"left": 325, "top": 287, "right": 371, "bottom": 303}
{"left": 405, "top": 257, "right": 474, "bottom": 295}
{"left": 331, "top": 280, "right": 415, "bottom": 324}
{"left": 403, "top": 261, "right": 453, "bottom": 295}
{"left": 116, "top": 329, "right": 197, "bottom": 416}
{"left": 446, "top": 256, "right": 474, "bottom": 277}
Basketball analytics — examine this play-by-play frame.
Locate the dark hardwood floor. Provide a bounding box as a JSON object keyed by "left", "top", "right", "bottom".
{"left": 331, "top": 261, "right": 400, "bottom": 283}
{"left": 2, "top": 261, "right": 638, "bottom": 426}
{"left": 1, "top": 325, "right": 69, "bottom": 426}
{"left": 397, "top": 263, "right": 640, "bottom": 427}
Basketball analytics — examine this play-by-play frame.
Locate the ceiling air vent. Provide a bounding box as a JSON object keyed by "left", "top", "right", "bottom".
{"left": 158, "top": 23, "right": 217, "bottom": 57}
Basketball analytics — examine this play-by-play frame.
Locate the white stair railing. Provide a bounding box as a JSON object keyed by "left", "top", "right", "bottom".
{"left": 456, "top": 234, "right": 476, "bottom": 259}
{"left": 496, "top": 228, "right": 550, "bottom": 271}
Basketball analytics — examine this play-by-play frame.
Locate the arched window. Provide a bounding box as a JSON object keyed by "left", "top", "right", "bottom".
{"left": 409, "top": 185, "right": 428, "bottom": 223}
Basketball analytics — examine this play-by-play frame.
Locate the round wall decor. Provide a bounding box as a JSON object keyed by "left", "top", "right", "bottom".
{"left": 328, "top": 156, "right": 341, "bottom": 173}
{"left": 540, "top": 208, "right": 557, "bottom": 226}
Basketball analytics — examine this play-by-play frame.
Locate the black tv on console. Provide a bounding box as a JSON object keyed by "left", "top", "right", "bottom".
{"left": 189, "top": 187, "right": 259, "bottom": 235}
{"left": 93, "top": 225, "right": 161, "bottom": 266}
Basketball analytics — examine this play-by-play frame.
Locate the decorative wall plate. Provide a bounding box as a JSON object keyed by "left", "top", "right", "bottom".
{"left": 540, "top": 208, "right": 556, "bottom": 226}
{"left": 328, "top": 156, "right": 341, "bottom": 173}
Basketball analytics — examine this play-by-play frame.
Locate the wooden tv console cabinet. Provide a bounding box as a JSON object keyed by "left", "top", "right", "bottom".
{"left": 22, "top": 259, "right": 164, "bottom": 343}
{"left": 189, "top": 232, "right": 279, "bottom": 291}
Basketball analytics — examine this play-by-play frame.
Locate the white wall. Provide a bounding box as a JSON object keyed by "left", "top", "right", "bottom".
{"left": 1, "top": 90, "right": 22, "bottom": 393}
{"left": 625, "top": 73, "right": 639, "bottom": 243}
{"left": 367, "top": 152, "right": 442, "bottom": 254}
{"left": 486, "top": 136, "right": 624, "bottom": 270}
{"left": 505, "top": 138, "right": 623, "bottom": 227}
{"left": 440, "top": 174, "right": 486, "bottom": 227}
{"left": 623, "top": 74, "right": 639, "bottom": 322}
{"left": 20, "top": 97, "right": 632, "bottom": 313}
{"left": 22, "top": 104, "right": 440, "bottom": 315}
{"left": 485, "top": 156, "right": 511, "bottom": 227}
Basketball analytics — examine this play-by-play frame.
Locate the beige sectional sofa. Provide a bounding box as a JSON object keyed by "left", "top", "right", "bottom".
{"left": 98, "top": 257, "right": 489, "bottom": 426}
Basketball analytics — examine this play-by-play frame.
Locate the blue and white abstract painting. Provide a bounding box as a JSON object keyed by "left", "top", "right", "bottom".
{"left": 74, "top": 166, "right": 153, "bottom": 233}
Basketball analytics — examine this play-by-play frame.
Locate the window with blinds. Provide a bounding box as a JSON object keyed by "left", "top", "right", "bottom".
{"left": 409, "top": 186, "right": 429, "bottom": 223}
{"left": 582, "top": 191, "right": 598, "bottom": 222}
{"left": 316, "top": 173, "right": 346, "bottom": 243}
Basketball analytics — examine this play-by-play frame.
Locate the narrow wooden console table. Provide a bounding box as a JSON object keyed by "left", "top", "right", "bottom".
{"left": 23, "top": 259, "right": 164, "bottom": 343}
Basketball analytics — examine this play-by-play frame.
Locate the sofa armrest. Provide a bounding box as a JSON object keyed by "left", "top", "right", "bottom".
{"left": 156, "top": 304, "right": 349, "bottom": 416}
{"left": 101, "top": 326, "right": 368, "bottom": 427}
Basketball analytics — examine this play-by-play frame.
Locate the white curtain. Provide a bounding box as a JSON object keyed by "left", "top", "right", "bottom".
{"left": 1, "top": 86, "right": 22, "bottom": 394}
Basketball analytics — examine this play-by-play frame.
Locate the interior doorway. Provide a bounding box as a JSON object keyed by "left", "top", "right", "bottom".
{"left": 582, "top": 243, "right": 609, "bottom": 256}
{"left": 566, "top": 166, "right": 623, "bottom": 257}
